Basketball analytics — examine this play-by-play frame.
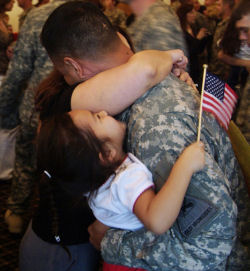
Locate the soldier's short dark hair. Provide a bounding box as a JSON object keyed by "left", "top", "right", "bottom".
{"left": 41, "top": 1, "right": 120, "bottom": 62}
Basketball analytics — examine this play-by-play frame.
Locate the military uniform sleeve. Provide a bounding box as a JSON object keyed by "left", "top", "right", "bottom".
{"left": 101, "top": 111, "right": 250, "bottom": 270}
{"left": 0, "top": 14, "right": 38, "bottom": 129}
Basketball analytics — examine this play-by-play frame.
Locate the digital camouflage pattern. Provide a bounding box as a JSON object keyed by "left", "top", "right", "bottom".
{"left": 235, "top": 75, "right": 250, "bottom": 144}
{"left": 209, "top": 18, "right": 231, "bottom": 81}
{"left": 0, "top": 0, "right": 67, "bottom": 214}
{"left": 101, "top": 74, "right": 250, "bottom": 270}
{"left": 128, "top": 0, "right": 188, "bottom": 56}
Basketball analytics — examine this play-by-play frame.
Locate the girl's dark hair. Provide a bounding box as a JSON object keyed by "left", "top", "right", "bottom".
{"left": 176, "top": 4, "right": 194, "bottom": 31}
{"left": 37, "top": 113, "right": 120, "bottom": 197}
{"left": 221, "top": 0, "right": 250, "bottom": 55}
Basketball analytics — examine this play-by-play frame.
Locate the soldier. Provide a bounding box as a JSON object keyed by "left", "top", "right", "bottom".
{"left": 100, "top": 0, "right": 128, "bottom": 29}
{"left": 17, "top": 0, "right": 34, "bottom": 29}
{"left": 126, "top": 0, "right": 188, "bottom": 55}
{"left": 124, "top": 0, "right": 195, "bottom": 87}
{"left": 41, "top": 2, "right": 250, "bottom": 270}
{"left": 208, "top": 0, "right": 235, "bottom": 81}
{"left": 1, "top": 0, "right": 72, "bottom": 234}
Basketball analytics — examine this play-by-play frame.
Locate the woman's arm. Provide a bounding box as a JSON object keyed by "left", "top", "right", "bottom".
{"left": 218, "top": 50, "right": 250, "bottom": 69}
{"left": 134, "top": 142, "right": 205, "bottom": 235}
{"left": 88, "top": 219, "right": 109, "bottom": 250}
{"left": 71, "top": 49, "right": 187, "bottom": 115}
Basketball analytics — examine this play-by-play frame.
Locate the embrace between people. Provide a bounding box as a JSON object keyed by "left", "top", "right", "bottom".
{"left": 21, "top": 1, "right": 250, "bottom": 271}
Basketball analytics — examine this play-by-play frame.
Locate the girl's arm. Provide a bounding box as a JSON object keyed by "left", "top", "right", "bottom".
{"left": 71, "top": 49, "right": 187, "bottom": 115}
{"left": 134, "top": 142, "right": 205, "bottom": 235}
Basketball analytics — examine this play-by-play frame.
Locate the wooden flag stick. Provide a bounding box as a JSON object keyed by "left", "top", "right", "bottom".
{"left": 197, "top": 64, "right": 208, "bottom": 142}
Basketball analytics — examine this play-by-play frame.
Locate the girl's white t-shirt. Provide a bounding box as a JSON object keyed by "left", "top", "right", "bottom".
{"left": 88, "top": 153, "right": 154, "bottom": 231}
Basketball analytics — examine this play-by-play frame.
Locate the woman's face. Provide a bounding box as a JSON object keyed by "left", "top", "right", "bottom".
{"left": 186, "top": 9, "right": 196, "bottom": 25}
{"left": 4, "top": 0, "right": 14, "bottom": 12}
{"left": 236, "top": 14, "right": 250, "bottom": 46}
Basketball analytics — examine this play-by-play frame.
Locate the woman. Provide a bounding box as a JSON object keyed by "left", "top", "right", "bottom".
{"left": 219, "top": 0, "right": 250, "bottom": 90}
{"left": 0, "top": 0, "right": 14, "bottom": 78}
{"left": 177, "top": 3, "right": 209, "bottom": 86}
{"left": 220, "top": 0, "right": 250, "bottom": 144}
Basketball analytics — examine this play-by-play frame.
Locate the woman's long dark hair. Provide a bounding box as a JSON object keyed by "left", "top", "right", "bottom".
{"left": 176, "top": 4, "right": 194, "bottom": 32}
{"left": 221, "top": 0, "right": 250, "bottom": 55}
{"left": 36, "top": 113, "right": 121, "bottom": 256}
{"left": 37, "top": 113, "right": 120, "bottom": 197}
{"left": 35, "top": 69, "right": 76, "bottom": 121}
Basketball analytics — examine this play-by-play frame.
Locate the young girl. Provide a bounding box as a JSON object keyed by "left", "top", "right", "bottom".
{"left": 37, "top": 109, "right": 205, "bottom": 269}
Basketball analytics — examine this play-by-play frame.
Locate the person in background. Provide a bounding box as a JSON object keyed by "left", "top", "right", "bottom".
{"left": 17, "top": 0, "right": 34, "bottom": 28}
{"left": 126, "top": 0, "right": 188, "bottom": 55}
{"left": 220, "top": 0, "right": 250, "bottom": 142}
{"left": 40, "top": 2, "right": 250, "bottom": 270}
{"left": 35, "top": 0, "right": 50, "bottom": 7}
{"left": 219, "top": 0, "right": 249, "bottom": 90}
{"left": 123, "top": 0, "right": 194, "bottom": 88}
{"left": 203, "top": 0, "right": 220, "bottom": 28}
{"left": 99, "top": 0, "right": 128, "bottom": 29}
{"left": 170, "top": 0, "right": 180, "bottom": 12}
{"left": 0, "top": 0, "right": 14, "bottom": 79}
{"left": 1, "top": 0, "right": 73, "bottom": 235}
{"left": 208, "top": 0, "right": 235, "bottom": 81}
{"left": 177, "top": 3, "right": 209, "bottom": 86}
{"left": 6, "top": 0, "right": 34, "bottom": 60}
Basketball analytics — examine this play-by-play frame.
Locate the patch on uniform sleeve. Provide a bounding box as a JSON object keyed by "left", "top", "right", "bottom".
{"left": 175, "top": 195, "right": 218, "bottom": 240}
{"left": 154, "top": 154, "right": 218, "bottom": 240}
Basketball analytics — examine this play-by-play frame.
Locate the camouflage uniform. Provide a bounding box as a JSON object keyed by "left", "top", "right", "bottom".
{"left": 0, "top": 0, "right": 67, "bottom": 215}
{"left": 128, "top": 0, "right": 188, "bottom": 56}
{"left": 209, "top": 18, "right": 231, "bottom": 81}
{"left": 204, "top": 3, "right": 220, "bottom": 35}
{"left": 235, "top": 75, "right": 250, "bottom": 144}
{"left": 101, "top": 73, "right": 250, "bottom": 270}
{"left": 104, "top": 7, "right": 128, "bottom": 30}
{"left": 101, "top": 3, "right": 250, "bottom": 269}
{"left": 19, "top": 6, "right": 34, "bottom": 29}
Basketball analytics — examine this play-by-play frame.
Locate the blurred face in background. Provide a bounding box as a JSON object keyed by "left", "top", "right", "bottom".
{"left": 193, "top": 0, "right": 200, "bottom": 11}
{"left": 4, "top": 0, "right": 14, "bottom": 11}
{"left": 205, "top": 0, "right": 216, "bottom": 6}
{"left": 186, "top": 9, "right": 196, "bottom": 25}
{"left": 236, "top": 14, "right": 250, "bottom": 46}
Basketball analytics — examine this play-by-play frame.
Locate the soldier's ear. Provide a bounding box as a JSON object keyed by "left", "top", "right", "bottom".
{"left": 63, "top": 57, "right": 84, "bottom": 81}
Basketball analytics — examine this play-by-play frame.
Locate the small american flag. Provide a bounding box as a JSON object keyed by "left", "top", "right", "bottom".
{"left": 202, "top": 72, "right": 238, "bottom": 130}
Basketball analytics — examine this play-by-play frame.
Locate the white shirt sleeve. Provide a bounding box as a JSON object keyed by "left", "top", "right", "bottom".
{"left": 111, "top": 154, "right": 154, "bottom": 212}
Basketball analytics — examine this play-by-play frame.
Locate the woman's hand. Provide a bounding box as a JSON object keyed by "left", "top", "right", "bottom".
{"left": 88, "top": 220, "right": 109, "bottom": 250}
{"left": 197, "top": 27, "right": 208, "bottom": 40}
